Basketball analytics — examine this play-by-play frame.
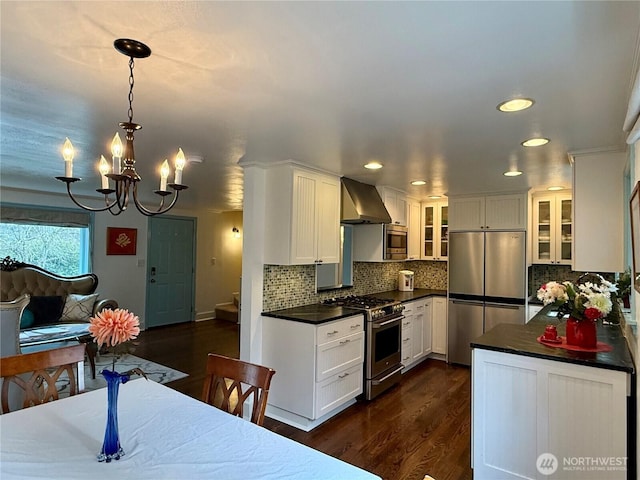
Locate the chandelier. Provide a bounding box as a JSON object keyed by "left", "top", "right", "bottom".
{"left": 56, "top": 39, "right": 188, "bottom": 216}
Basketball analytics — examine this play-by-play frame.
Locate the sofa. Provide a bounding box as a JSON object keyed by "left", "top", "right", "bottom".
{"left": 0, "top": 257, "right": 118, "bottom": 377}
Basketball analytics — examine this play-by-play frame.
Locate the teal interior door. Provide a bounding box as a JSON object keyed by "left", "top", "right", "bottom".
{"left": 146, "top": 216, "right": 196, "bottom": 328}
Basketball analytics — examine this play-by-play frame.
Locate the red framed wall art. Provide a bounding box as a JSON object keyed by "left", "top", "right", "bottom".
{"left": 106, "top": 227, "right": 137, "bottom": 255}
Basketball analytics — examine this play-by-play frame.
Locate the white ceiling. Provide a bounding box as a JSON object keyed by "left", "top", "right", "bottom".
{"left": 1, "top": 1, "right": 639, "bottom": 212}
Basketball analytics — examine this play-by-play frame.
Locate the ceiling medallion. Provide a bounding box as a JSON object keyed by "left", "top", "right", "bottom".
{"left": 56, "top": 39, "right": 188, "bottom": 216}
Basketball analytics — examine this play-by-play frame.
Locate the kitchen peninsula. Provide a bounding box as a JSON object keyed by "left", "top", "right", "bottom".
{"left": 471, "top": 305, "right": 635, "bottom": 479}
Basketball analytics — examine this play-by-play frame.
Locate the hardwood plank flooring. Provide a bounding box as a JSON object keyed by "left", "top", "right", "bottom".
{"left": 133, "top": 319, "right": 472, "bottom": 480}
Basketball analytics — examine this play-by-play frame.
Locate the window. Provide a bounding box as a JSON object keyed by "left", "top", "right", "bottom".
{"left": 0, "top": 204, "right": 92, "bottom": 276}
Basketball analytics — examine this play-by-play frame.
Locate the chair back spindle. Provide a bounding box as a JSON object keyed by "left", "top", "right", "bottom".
{"left": 201, "top": 353, "right": 275, "bottom": 426}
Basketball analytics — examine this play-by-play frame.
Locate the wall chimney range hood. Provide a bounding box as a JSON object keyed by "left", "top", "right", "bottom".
{"left": 341, "top": 177, "right": 391, "bottom": 224}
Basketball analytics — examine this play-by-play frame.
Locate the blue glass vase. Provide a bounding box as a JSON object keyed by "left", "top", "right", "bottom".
{"left": 97, "top": 370, "right": 130, "bottom": 462}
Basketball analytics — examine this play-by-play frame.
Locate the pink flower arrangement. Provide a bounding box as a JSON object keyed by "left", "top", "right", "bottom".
{"left": 89, "top": 309, "right": 141, "bottom": 372}
{"left": 89, "top": 308, "right": 140, "bottom": 347}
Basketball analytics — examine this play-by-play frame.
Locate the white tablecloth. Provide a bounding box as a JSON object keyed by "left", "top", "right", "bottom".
{"left": 0, "top": 379, "right": 380, "bottom": 480}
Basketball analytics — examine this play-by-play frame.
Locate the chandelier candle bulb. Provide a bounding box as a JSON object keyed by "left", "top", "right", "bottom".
{"left": 99, "top": 156, "right": 110, "bottom": 189}
{"left": 62, "top": 137, "right": 74, "bottom": 177}
{"left": 174, "top": 148, "right": 186, "bottom": 185}
{"left": 160, "top": 160, "right": 170, "bottom": 191}
{"left": 111, "top": 133, "right": 123, "bottom": 175}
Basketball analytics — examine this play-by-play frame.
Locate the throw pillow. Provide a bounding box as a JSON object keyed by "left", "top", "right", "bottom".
{"left": 61, "top": 293, "right": 99, "bottom": 322}
{"left": 25, "top": 296, "right": 65, "bottom": 327}
{"left": 20, "top": 309, "right": 35, "bottom": 329}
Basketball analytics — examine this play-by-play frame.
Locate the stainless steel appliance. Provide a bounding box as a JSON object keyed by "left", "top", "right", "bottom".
{"left": 340, "top": 177, "right": 392, "bottom": 224}
{"left": 352, "top": 224, "right": 408, "bottom": 261}
{"left": 322, "top": 295, "right": 404, "bottom": 400}
{"left": 448, "top": 231, "right": 526, "bottom": 366}
{"left": 384, "top": 224, "right": 408, "bottom": 260}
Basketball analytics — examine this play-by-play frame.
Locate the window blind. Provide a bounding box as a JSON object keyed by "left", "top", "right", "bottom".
{"left": 0, "top": 204, "right": 91, "bottom": 227}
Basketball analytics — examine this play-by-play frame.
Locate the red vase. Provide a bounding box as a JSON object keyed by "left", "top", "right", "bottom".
{"left": 565, "top": 317, "right": 597, "bottom": 348}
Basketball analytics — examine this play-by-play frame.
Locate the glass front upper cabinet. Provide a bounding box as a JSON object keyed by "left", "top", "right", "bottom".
{"left": 532, "top": 193, "right": 572, "bottom": 264}
{"left": 421, "top": 201, "right": 448, "bottom": 261}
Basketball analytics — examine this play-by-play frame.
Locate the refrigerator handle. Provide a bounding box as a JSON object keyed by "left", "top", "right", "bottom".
{"left": 450, "top": 300, "right": 484, "bottom": 306}
{"left": 487, "top": 303, "right": 522, "bottom": 309}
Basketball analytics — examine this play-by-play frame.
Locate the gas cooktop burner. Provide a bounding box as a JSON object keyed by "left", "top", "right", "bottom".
{"left": 322, "top": 295, "right": 397, "bottom": 309}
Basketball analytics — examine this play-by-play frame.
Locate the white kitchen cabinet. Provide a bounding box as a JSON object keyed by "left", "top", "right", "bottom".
{"left": 449, "top": 193, "right": 527, "bottom": 231}
{"left": 420, "top": 298, "right": 432, "bottom": 357}
{"left": 472, "top": 348, "right": 628, "bottom": 480}
{"left": 431, "top": 296, "right": 447, "bottom": 355}
{"left": 264, "top": 164, "right": 340, "bottom": 265}
{"left": 401, "top": 298, "right": 432, "bottom": 371}
{"left": 377, "top": 186, "right": 407, "bottom": 226}
{"left": 532, "top": 192, "right": 572, "bottom": 265}
{"left": 527, "top": 304, "right": 543, "bottom": 321}
{"left": 262, "top": 314, "right": 364, "bottom": 431}
{"left": 400, "top": 313, "right": 413, "bottom": 370}
{"left": 407, "top": 197, "right": 422, "bottom": 260}
{"left": 421, "top": 200, "right": 448, "bottom": 260}
{"left": 572, "top": 151, "right": 626, "bottom": 272}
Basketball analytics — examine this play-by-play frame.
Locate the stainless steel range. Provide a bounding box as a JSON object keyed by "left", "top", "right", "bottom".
{"left": 322, "top": 295, "right": 404, "bottom": 400}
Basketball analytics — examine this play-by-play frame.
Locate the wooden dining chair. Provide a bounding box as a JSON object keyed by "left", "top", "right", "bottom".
{"left": 201, "top": 353, "right": 275, "bottom": 426}
{"left": 0, "top": 343, "right": 86, "bottom": 414}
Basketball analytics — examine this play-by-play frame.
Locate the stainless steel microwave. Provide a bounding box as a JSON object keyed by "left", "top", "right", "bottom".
{"left": 384, "top": 224, "right": 408, "bottom": 260}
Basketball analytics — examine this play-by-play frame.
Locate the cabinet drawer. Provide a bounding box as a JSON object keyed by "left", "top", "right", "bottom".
{"left": 401, "top": 343, "right": 412, "bottom": 368}
{"left": 316, "top": 331, "right": 364, "bottom": 382}
{"left": 315, "top": 364, "right": 362, "bottom": 419}
{"left": 316, "top": 316, "right": 364, "bottom": 343}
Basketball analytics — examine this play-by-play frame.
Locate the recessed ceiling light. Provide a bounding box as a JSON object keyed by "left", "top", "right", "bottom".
{"left": 428, "top": 195, "right": 441, "bottom": 199}
{"left": 503, "top": 170, "right": 523, "bottom": 177}
{"left": 497, "top": 98, "right": 535, "bottom": 112}
{"left": 547, "top": 186, "right": 564, "bottom": 191}
{"left": 411, "top": 180, "right": 426, "bottom": 186}
{"left": 521, "top": 137, "right": 550, "bottom": 147}
{"left": 364, "top": 161, "right": 383, "bottom": 170}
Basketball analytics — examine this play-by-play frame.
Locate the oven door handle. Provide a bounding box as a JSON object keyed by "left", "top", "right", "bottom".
{"left": 372, "top": 316, "right": 403, "bottom": 328}
{"left": 372, "top": 366, "right": 404, "bottom": 385}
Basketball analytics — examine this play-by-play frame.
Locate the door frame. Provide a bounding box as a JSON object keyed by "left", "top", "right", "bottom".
{"left": 145, "top": 214, "right": 197, "bottom": 327}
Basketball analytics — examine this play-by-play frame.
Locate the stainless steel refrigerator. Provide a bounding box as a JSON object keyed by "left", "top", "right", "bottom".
{"left": 447, "top": 231, "right": 526, "bottom": 366}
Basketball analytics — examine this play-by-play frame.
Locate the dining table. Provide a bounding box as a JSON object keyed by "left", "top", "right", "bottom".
{"left": 0, "top": 378, "right": 381, "bottom": 479}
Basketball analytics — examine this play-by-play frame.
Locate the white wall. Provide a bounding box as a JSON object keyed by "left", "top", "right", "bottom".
{"left": 1, "top": 187, "right": 242, "bottom": 328}
{"left": 195, "top": 210, "right": 243, "bottom": 320}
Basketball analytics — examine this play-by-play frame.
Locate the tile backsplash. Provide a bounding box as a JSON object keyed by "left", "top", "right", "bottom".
{"left": 263, "top": 261, "right": 617, "bottom": 311}
{"left": 263, "top": 261, "right": 448, "bottom": 311}
{"left": 528, "top": 264, "right": 615, "bottom": 297}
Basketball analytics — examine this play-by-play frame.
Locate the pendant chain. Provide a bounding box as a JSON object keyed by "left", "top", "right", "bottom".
{"left": 127, "top": 57, "right": 135, "bottom": 123}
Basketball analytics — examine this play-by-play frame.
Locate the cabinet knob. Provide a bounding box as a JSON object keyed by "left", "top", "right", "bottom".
{"left": 350, "top": 324, "right": 361, "bottom": 329}
{"left": 338, "top": 372, "right": 350, "bottom": 379}
{"left": 327, "top": 330, "right": 339, "bottom": 336}
{"left": 339, "top": 339, "right": 351, "bottom": 345}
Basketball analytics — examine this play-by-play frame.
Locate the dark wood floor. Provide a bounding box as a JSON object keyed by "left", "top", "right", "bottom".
{"left": 134, "top": 319, "right": 473, "bottom": 480}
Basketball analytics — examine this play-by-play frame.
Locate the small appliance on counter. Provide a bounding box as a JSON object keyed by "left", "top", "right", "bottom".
{"left": 398, "top": 270, "right": 414, "bottom": 291}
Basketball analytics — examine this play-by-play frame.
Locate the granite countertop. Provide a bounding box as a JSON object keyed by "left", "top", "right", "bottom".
{"left": 471, "top": 305, "right": 635, "bottom": 374}
{"left": 370, "top": 288, "right": 447, "bottom": 303}
{"left": 262, "top": 304, "right": 363, "bottom": 324}
{"left": 262, "top": 289, "right": 446, "bottom": 325}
